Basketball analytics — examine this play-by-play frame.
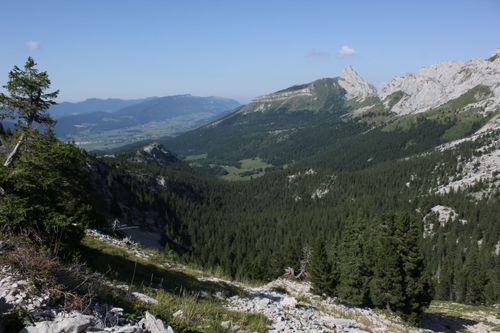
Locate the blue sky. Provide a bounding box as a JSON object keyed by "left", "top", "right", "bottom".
{"left": 0, "top": 0, "right": 499, "bottom": 103}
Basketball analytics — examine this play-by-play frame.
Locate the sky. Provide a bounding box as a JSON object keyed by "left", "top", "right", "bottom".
{"left": 0, "top": 0, "right": 499, "bottom": 103}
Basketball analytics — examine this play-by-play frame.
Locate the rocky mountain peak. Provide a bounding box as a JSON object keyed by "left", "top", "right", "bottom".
{"left": 338, "top": 65, "right": 378, "bottom": 101}
{"left": 380, "top": 49, "right": 500, "bottom": 115}
{"left": 488, "top": 48, "right": 500, "bottom": 62}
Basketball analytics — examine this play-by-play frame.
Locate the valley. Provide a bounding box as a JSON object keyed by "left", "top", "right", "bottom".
{"left": 0, "top": 35, "right": 499, "bottom": 332}
{"left": 51, "top": 95, "right": 240, "bottom": 151}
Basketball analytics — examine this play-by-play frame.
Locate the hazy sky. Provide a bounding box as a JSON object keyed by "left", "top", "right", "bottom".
{"left": 1, "top": 0, "right": 499, "bottom": 103}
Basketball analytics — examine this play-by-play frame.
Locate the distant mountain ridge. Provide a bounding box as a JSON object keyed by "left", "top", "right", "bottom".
{"left": 53, "top": 94, "right": 240, "bottom": 150}
{"left": 49, "top": 97, "right": 152, "bottom": 119}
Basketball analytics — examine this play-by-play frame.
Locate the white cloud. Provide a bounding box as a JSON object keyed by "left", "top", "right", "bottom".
{"left": 26, "top": 40, "right": 41, "bottom": 50}
{"left": 306, "top": 49, "right": 331, "bottom": 59}
{"left": 338, "top": 45, "right": 356, "bottom": 57}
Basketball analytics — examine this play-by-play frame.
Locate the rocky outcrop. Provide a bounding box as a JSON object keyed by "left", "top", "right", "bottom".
{"left": 252, "top": 85, "right": 314, "bottom": 104}
{"left": 0, "top": 261, "right": 171, "bottom": 333}
{"left": 134, "top": 143, "right": 178, "bottom": 166}
{"left": 434, "top": 129, "right": 500, "bottom": 198}
{"left": 85, "top": 229, "right": 152, "bottom": 259}
{"left": 338, "top": 65, "right": 378, "bottom": 102}
{"left": 423, "top": 205, "right": 468, "bottom": 238}
{"left": 380, "top": 48, "right": 500, "bottom": 115}
{"left": 19, "top": 312, "right": 94, "bottom": 333}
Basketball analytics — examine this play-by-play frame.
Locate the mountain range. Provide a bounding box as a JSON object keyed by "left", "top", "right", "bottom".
{"left": 157, "top": 49, "right": 498, "bottom": 178}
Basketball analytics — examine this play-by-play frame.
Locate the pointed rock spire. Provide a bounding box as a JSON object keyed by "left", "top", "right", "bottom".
{"left": 338, "top": 66, "right": 377, "bottom": 101}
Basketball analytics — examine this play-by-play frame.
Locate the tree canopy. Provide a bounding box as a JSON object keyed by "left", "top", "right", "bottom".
{"left": 0, "top": 57, "right": 58, "bottom": 128}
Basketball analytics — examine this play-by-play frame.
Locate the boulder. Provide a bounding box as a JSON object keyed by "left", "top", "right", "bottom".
{"left": 139, "top": 311, "right": 175, "bottom": 333}
{"left": 281, "top": 296, "right": 298, "bottom": 308}
{"left": 19, "top": 311, "right": 93, "bottom": 333}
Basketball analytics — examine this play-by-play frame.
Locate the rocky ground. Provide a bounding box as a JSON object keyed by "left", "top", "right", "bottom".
{"left": 219, "top": 278, "right": 416, "bottom": 333}
{"left": 0, "top": 238, "right": 173, "bottom": 333}
{"left": 219, "top": 278, "right": 500, "bottom": 333}
{"left": 2, "top": 232, "right": 499, "bottom": 333}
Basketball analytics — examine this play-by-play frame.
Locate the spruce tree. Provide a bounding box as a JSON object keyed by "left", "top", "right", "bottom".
{"left": 309, "top": 238, "right": 336, "bottom": 295}
{"left": 369, "top": 212, "right": 433, "bottom": 321}
{"left": 369, "top": 214, "right": 405, "bottom": 311}
{"left": 396, "top": 212, "right": 433, "bottom": 321}
{"left": 337, "top": 220, "right": 370, "bottom": 305}
{"left": 0, "top": 57, "right": 58, "bottom": 167}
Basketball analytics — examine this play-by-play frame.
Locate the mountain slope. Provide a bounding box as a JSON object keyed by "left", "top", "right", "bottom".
{"left": 160, "top": 50, "right": 499, "bottom": 174}
{"left": 236, "top": 65, "right": 377, "bottom": 115}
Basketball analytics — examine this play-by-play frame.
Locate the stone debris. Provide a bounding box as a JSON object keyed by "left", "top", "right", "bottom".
{"left": 139, "top": 311, "right": 175, "bottom": 333}
{"left": 19, "top": 311, "right": 94, "bottom": 333}
{"left": 224, "top": 278, "right": 419, "bottom": 333}
{"left": 85, "top": 229, "right": 151, "bottom": 259}
{"left": 0, "top": 264, "right": 170, "bottom": 333}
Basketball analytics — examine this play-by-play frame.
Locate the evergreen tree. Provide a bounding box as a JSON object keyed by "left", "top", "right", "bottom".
{"left": 0, "top": 57, "right": 58, "bottom": 167}
{"left": 309, "top": 238, "right": 336, "bottom": 295}
{"left": 0, "top": 134, "right": 97, "bottom": 253}
{"left": 396, "top": 213, "right": 433, "bottom": 321}
{"left": 369, "top": 214, "right": 405, "bottom": 311}
{"left": 336, "top": 220, "right": 370, "bottom": 305}
{"left": 369, "top": 212, "right": 433, "bottom": 321}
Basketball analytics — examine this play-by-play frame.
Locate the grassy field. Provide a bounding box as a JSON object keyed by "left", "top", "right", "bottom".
{"left": 219, "top": 157, "right": 273, "bottom": 181}
{"left": 185, "top": 155, "right": 274, "bottom": 181}
{"left": 80, "top": 236, "right": 269, "bottom": 332}
{"left": 185, "top": 153, "right": 208, "bottom": 161}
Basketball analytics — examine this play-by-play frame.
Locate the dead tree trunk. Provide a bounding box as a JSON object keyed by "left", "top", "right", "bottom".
{"left": 3, "top": 133, "right": 25, "bottom": 167}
